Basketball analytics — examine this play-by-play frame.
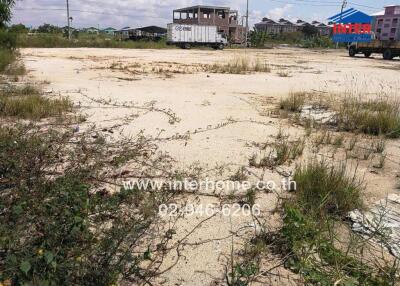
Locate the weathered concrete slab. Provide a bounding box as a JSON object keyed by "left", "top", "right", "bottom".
{"left": 348, "top": 194, "right": 400, "bottom": 258}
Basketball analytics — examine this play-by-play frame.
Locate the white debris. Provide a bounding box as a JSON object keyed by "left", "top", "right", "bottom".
{"left": 348, "top": 194, "right": 400, "bottom": 258}
{"left": 301, "top": 105, "right": 336, "bottom": 124}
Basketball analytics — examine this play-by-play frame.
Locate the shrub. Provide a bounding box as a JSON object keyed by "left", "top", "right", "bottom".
{"left": 293, "top": 161, "right": 363, "bottom": 217}
{"left": 0, "top": 30, "right": 16, "bottom": 50}
{"left": 0, "top": 48, "right": 15, "bottom": 72}
{"left": 0, "top": 124, "right": 175, "bottom": 285}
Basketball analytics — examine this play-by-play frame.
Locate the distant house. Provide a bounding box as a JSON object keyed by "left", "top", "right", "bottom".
{"left": 254, "top": 18, "right": 281, "bottom": 34}
{"left": 254, "top": 18, "right": 297, "bottom": 34}
{"left": 85, "top": 27, "right": 99, "bottom": 34}
{"left": 102, "top": 27, "right": 116, "bottom": 35}
{"left": 311, "top": 21, "right": 332, "bottom": 36}
{"left": 115, "top": 26, "right": 166, "bottom": 41}
{"left": 278, "top": 18, "right": 297, "bottom": 33}
{"left": 255, "top": 17, "right": 332, "bottom": 36}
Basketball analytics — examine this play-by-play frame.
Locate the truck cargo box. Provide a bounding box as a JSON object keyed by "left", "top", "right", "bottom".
{"left": 167, "top": 24, "right": 227, "bottom": 49}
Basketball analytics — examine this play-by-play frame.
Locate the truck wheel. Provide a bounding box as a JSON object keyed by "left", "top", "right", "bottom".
{"left": 349, "top": 46, "right": 357, "bottom": 57}
{"left": 217, "top": 43, "right": 224, "bottom": 50}
{"left": 364, "top": 52, "right": 372, "bottom": 58}
{"left": 183, "top": 43, "right": 191, "bottom": 50}
{"left": 383, "top": 49, "right": 393, "bottom": 60}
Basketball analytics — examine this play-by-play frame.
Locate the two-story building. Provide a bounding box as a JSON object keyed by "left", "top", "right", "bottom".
{"left": 172, "top": 5, "right": 246, "bottom": 44}
{"left": 373, "top": 5, "right": 400, "bottom": 41}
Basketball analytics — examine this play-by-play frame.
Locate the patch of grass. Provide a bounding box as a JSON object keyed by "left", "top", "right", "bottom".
{"left": 250, "top": 136, "right": 305, "bottom": 169}
{"left": 0, "top": 85, "right": 73, "bottom": 119}
{"left": 336, "top": 97, "right": 400, "bottom": 138}
{"left": 17, "top": 33, "right": 171, "bottom": 49}
{"left": 279, "top": 92, "right": 306, "bottom": 113}
{"left": 274, "top": 205, "right": 399, "bottom": 286}
{"left": 293, "top": 161, "right": 363, "bottom": 218}
{"left": 209, "top": 56, "right": 271, "bottom": 74}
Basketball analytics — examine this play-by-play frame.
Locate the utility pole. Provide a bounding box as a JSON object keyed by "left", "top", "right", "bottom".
{"left": 66, "top": 0, "right": 71, "bottom": 40}
{"left": 336, "top": 0, "right": 347, "bottom": 48}
{"left": 340, "top": 0, "right": 347, "bottom": 22}
{"left": 245, "top": 0, "right": 249, "bottom": 47}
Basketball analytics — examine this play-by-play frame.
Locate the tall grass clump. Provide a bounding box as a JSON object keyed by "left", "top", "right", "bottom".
{"left": 336, "top": 96, "right": 400, "bottom": 138}
{"left": 258, "top": 161, "right": 399, "bottom": 285}
{"left": 279, "top": 92, "right": 306, "bottom": 112}
{"left": 0, "top": 85, "right": 73, "bottom": 119}
{"left": 210, "top": 56, "right": 270, "bottom": 74}
{"left": 293, "top": 161, "right": 363, "bottom": 217}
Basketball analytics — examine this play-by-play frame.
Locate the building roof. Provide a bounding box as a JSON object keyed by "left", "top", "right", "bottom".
{"left": 279, "top": 18, "right": 294, "bottom": 25}
{"left": 103, "top": 27, "right": 116, "bottom": 31}
{"left": 296, "top": 19, "right": 309, "bottom": 26}
{"left": 137, "top": 26, "right": 167, "bottom": 34}
{"left": 371, "top": 10, "right": 385, "bottom": 16}
{"left": 328, "top": 8, "right": 372, "bottom": 24}
{"left": 174, "top": 5, "right": 230, "bottom": 12}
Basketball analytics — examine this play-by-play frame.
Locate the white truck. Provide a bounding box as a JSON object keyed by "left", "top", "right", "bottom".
{"left": 167, "top": 24, "right": 228, "bottom": 50}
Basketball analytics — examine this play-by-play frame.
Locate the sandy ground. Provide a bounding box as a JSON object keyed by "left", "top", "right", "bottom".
{"left": 22, "top": 47, "right": 400, "bottom": 285}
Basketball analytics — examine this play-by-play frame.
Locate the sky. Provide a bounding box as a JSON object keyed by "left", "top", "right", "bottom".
{"left": 11, "top": 0, "right": 399, "bottom": 29}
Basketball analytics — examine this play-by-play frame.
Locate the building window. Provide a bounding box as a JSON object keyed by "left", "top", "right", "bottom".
{"left": 391, "top": 28, "right": 396, "bottom": 33}
{"left": 203, "top": 12, "right": 210, "bottom": 19}
{"left": 393, "top": 18, "right": 398, "bottom": 25}
{"left": 384, "top": 24, "right": 390, "bottom": 28}
{"left": 217, "top": 11, "right": 225, "bottom": 19}
{"left": 377, "top": 28, "right": 382, "bottom": 33}
{"left": 383, "top": 33, "right": 388, "bottom": 37}
{"left": 377, "top": 19, "right": 383, "bottom": 25}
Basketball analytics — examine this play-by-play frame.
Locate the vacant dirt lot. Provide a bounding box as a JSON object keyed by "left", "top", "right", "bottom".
{"left": 22, "top": 47, "right": 400, "bottom": 285}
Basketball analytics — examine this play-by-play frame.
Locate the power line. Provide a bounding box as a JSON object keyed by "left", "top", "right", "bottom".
{"left": 14, "top": 7, "right": 169, "bottom": 20}
{"left": 268, "top": 0, "right": 381, "bottom": 10}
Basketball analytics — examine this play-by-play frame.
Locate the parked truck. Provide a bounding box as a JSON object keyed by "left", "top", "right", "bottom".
{"left": 349, "top": 40, "right": 400, "bottom": 60}
{"left": 167, "top": 24, "right": 228, "bottom": 50}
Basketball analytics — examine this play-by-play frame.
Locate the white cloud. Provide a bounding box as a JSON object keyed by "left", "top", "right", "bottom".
{"left": 12, "top": 0, "right": 207, "bottom": 28}
{"left": 266, "top": 4, "right": 293, "bottom": 21}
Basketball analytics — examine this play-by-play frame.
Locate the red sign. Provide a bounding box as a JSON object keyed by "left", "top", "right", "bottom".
{"left": 333, "top": 23, "right": 371, "bottom": 34}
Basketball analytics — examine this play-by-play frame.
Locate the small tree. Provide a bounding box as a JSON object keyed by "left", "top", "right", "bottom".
{"left": 0, "top": 0, "right": 16, "bottom": 29}
{"left": 301, "top": 24, "right": 319, "bottom": 38}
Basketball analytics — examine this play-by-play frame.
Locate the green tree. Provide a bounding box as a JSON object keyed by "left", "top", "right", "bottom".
{"left": 37, "top": 23, "right": 62, "bottom": 34}
{"left": 0, "top": 0, "right": 16, "bottom": 29}
{"left": 301, "top": 24, "right": 319, "bottom": 38}
{"left": 9, "top": 23, "right": 29, "bottom": 34}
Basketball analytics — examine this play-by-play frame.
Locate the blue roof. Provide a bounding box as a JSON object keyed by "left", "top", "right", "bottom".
{"left": 328, "top": 8, "right": 372, "bottom": 24}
